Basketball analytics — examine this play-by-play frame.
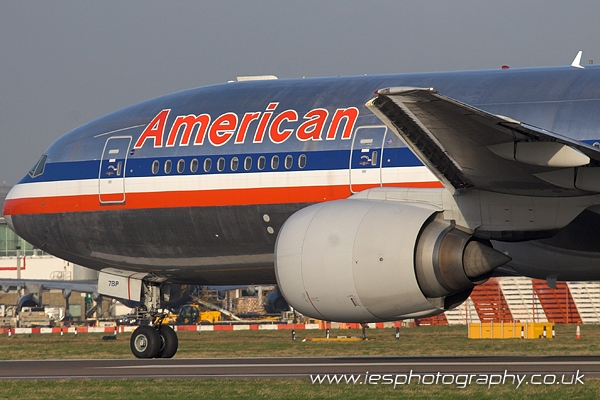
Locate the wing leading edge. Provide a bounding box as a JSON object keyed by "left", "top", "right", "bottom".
{"left": 367, "top": 87, "right": 600, "bottom": 196}
{"left": 0, "top": 279, "right": 97, "bottom": 294}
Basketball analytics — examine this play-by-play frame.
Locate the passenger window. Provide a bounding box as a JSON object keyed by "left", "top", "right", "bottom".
{"left": 244, "top": 156, "right": 252, "bottom": 171}
{"left": 164, "top": 160, "right": 172, "bottom": 174}
{"left": 284, "top": 155, "right": 293, "bottom": 169}
{"left": 271, "top": 155, "right": 279, "bottom": 170}
{"left": 231, "top": 157, "right": 239, "bottom": 172}
{"left": 258, "top": 156, "right": 266, "bottom": 171}
{"left": 298, "top": 154, "right": 307, "bottom": 169}
{"left": 177, "top": 159, "right": 185, "bottom": 173}
{"left": 217, "top": 157, "right": 225, "bottom": 172}
{"left": 190, "top": 158, "right": 198, "bottom": 173}
{"left": 28, "top": 154, "right": 48, "bottom": 178}
{"left": 151, "top": 160, "right": 159, "bottom": 174}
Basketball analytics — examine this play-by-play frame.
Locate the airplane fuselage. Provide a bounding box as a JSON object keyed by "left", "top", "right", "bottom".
{"left": 5, "top": 66, "right": 600, "bottom": 284}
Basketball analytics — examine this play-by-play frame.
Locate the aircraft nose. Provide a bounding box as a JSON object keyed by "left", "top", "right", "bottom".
{"left": 3, "top": 186, "right": 16, "bottom": 232}
{"left": 4, "top": 214, "right": 15, "bottom": 232}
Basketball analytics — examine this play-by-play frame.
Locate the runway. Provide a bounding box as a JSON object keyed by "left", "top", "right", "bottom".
{"left": 0, "top": 355, "right": 599, "bottom": 380}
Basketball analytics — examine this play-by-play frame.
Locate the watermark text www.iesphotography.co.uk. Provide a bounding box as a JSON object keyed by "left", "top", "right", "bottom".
{"left": 310, "top": 370, "right": 584, "bottom": 389}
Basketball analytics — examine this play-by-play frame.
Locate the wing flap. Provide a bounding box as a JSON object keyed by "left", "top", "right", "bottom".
{"left": 368, "top": 87, "right": 600, "bottom": 196}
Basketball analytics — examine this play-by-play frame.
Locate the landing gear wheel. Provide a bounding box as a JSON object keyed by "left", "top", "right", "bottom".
{"left": 131, "top": 325, "right": 160, "bottom": 359}
{"left": 156, "top": 325, "right": 178, "bottom": 358}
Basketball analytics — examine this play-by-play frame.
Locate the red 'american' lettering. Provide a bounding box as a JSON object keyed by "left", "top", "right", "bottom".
{"left": 133, "top": 104, "right": 359, "bottom": 149}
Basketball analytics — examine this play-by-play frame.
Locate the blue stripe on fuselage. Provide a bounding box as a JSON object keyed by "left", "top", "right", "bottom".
{"left": 18, "top": 147, "right": 424, "bottom": 184}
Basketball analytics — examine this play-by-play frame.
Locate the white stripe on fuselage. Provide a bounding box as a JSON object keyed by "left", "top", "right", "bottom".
{"left": 7, "top": 166, "right": 438, "bottom": 199}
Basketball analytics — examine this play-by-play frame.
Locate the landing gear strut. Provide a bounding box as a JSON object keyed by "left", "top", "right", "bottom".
{"left": 129, "top": 282, "right": 179, "bottom": 359}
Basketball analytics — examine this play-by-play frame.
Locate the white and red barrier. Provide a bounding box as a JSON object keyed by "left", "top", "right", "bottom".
{"left": 1, "top": 321, "right": 400, "bottom": 335}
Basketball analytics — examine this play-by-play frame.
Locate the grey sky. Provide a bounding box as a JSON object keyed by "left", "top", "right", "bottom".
{"left": 1, "top": 1, "right": 598, "bottom": 185}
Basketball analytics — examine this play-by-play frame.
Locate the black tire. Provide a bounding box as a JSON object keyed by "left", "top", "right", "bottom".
{"left": 156, "top": 325, "right": 178, "bottom": 359}
{"left": 130, "top": 325, "right": 160, "bottom": 359}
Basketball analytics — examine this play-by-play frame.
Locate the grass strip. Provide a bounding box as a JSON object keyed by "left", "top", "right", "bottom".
{"left": 0, "top": 378, "right": 597, "bottom": 399}
{"left": 0, "top": 324, "right": 599, "bottom": 360}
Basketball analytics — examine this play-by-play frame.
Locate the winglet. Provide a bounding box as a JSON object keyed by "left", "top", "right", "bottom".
{"left": 571, "top": 51, "right": 584, "bottom": 69}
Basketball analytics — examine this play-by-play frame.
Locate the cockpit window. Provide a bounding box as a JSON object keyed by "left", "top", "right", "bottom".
{"left": 28, "top": 154, "right": 48, "bottom": 178}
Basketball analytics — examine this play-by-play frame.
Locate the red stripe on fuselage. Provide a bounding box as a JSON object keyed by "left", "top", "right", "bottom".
{"left": 4, "top": 182, "right": 443, "bottom": 216}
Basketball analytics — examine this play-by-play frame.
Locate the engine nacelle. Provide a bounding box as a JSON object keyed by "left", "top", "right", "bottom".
{"left": 264, "top": 288, "right": 289, "bottom": 314}
{"left": 17, "top": 293, "right": 40, "bottom": 311}
{"left": 274, "top": 199, "right": 509, "bottom": 322}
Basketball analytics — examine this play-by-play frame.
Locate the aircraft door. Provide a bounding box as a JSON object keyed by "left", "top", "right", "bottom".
{"left": 349, "top": 125, "right": 387, "bottom": 193}
{"left": 99, "top": 136, "right": 132, "bottom": 204}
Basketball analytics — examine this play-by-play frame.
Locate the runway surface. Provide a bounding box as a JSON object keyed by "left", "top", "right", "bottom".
{"left": 0, "top": 355, "right": 599, "bottom": 380}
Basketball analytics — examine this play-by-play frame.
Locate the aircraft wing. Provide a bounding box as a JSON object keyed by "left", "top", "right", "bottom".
{"left": 0, "top": 279, "right": 97, "bottom": 294}
{"left": 367, "top": 87, "right": 600, "bottom": 196}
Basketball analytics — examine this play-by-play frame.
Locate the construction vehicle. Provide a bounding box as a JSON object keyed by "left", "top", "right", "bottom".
{"left": 157, "top": 312, "right": 179, "bottom": 325}
{"left": 176, "top": 304, "right": 221, "bottom": 325}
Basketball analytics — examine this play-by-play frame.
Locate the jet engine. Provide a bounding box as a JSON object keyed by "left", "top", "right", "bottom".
{"left": 17, "top": 293, "right": 40, "bottom": 311}
{"left": 274, "top": 199, "right": 510, "bottom": 322}
{"left": 264, "top": 287, "right": 289, "bottom": 314}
